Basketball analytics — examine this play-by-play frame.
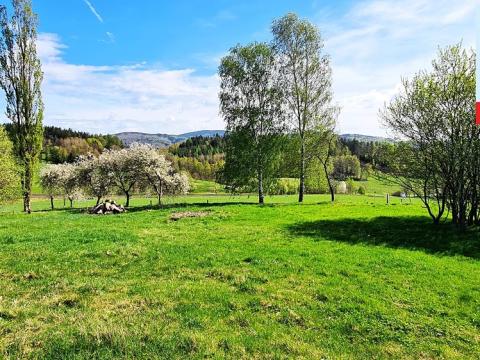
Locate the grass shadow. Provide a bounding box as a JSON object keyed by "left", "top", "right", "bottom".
{"left": 27, "top": 207, "right": 86, "bottom": 214}
{"left": 288, "top": 216, "right": 480, "bottom": 259}
{"left": 29, "top": 201, "right": 269, "bottom": 214}
{"left": 124, "top": 201, "right": 260, "bottom": 213}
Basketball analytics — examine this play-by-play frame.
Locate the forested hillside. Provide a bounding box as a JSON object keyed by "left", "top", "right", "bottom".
{"left": 3, "top": 124, "right": 123, "bottom": 163}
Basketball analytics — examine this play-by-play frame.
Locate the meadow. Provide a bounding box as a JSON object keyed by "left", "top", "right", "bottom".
{"left": 0, "top": 192, "right": 479, "bottom": 359}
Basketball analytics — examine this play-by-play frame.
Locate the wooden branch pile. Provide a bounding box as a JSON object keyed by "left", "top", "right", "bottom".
{"left": 90, "top": 200, "right": 126, "bottom": 215}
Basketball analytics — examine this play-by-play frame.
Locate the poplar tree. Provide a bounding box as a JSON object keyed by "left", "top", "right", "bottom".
{"left": 0, "top": 126, "right": 19, "bottom": 203}
{"left": 0, "top": 0, "right": 44, "bottom": 213}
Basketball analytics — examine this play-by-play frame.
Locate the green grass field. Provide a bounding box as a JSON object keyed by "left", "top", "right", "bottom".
{"left": 0, "top": 194, "right": 479, "bottom": 359}
{"left": 190, "top": 179, "right": 226, "bottom": 194}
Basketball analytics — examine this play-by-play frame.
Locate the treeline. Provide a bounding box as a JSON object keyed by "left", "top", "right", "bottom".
{"left": 168, "top": 135, "right": 225, "bottom": 181}
{"left": 167, "top": 131, "right": 388, "bottom": 186}
{"left": 339, "top": 138, "right": 393, "bottom": 168}
{"left": 170, "top": 134, "right": 225, "bottom": 157}
{"left": 43, "top": 126, "right": 123, "bottom": 163}
{"left": 3, "top": 124, "right": 123, "bottom": 163}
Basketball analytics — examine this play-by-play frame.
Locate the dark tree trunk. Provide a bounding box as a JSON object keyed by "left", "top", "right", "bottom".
{"left": 258, "top": 169, "right": 264, "bottom": 204}
{"left": 23, "top": 192, "right": 31, "bottom": 214}
{"left": 69, "top": 198, "right": 73, "bottom": 208}
{"left": 328, "top": 181, "right": 335, "bottom": 202}
{"left": 299, "top": 140, "right": 305, "bottom": 203}
{"left": 125, "top": 192, "right": 130, "bottom": 207}
{"left": 22, "top": 162, "right": 33, "bottom": 214}
{"left": 96, "top": 196, "right": 101, "bottom": 206}
{"left": 50, "top": 196, "right": 54, "bottom": 210}
{"left": 322, "top": 159, "right": 334, "bottom": 202}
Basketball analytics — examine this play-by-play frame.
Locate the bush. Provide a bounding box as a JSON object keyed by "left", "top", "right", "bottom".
{"left": 346, "top": 178, "right": 356, "bottom": 194}
{"left": 269, "top": 178, "right": 299, "bottom": 195}
{"left": 358, "top": 185, "right": 366, "bottom": 195}
{"left": 305, "top": 158, "right": 330, "bottom": 194}
{"left": 333, "top": 155, "right": 361, "bottom": 180}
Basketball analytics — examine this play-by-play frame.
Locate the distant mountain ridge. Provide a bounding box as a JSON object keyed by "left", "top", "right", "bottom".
{"left": 115, "top": 130, "right": 391, "bottom": 148}
{"left": 339, "top": 133, "right": 393, "bottom": 143}
{"left": 115, "top": 130, "right": 225, "bottom": 148}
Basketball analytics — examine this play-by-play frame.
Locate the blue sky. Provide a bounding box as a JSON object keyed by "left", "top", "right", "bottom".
{"left": 0, "top": 0, "right": 476, "bottom": 135}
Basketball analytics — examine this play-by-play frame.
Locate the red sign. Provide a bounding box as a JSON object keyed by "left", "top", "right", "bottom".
{"left": 477, "top": 102, "right": 480, "bottom": 125}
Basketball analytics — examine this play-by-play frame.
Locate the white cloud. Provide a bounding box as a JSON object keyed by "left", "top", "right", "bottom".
{"left": 32, "top": 33, "right": 222, "bottom": 134}
{"left": 83, "top": 0, "right": 103, "bottom": 23}
{"left": 322, "top": 0, "right": 475, "bottom": 136}
{"left": 1, "top": 1, "right": 475, "bottom": 136}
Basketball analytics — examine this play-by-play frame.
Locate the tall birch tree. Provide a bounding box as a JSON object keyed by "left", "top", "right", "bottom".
{"left": 272, "top": 13, "right": 337, "bottom": 202}
{"left": 219, "top": 42, "right": 284, "bottom": 204}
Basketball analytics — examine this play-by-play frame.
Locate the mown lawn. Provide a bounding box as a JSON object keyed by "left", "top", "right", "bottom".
{"left": 0, "top": 195, "right": 479, "bottom": 359}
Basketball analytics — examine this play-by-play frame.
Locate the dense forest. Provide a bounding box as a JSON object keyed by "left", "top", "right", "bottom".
{"left": 3, "top": 124, "right": 123, "bottom": 163}
{"left": 170, "top": 134, "right": 225, "bottom": 157}
{"left": 2, "top": 122, "right": 392, "bottom": 186}
{"left": 168, "top": 135, "right": 225, "bottom": 181}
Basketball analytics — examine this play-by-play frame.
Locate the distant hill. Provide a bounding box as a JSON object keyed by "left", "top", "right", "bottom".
{"left": 115, "top": 130, "right": 390, "bottom": 148}
{"left": 180, "top": 130, "right": 225, "bottom": 138}
{"left": 115, "top": 130, "right": 225, "bottom": 148}
{"left": 339, "top": 133, "right": 393, "bottom": 143}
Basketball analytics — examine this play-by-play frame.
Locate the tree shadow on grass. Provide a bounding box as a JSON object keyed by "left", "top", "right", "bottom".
{"left": 124, "top": 201, "right": 262, "bottom": 213}
{"left": 288, "top": 216, "right": 480, "bottom": 259}
{"left": 32, "top": 201, "right": 266, "bottom": 214}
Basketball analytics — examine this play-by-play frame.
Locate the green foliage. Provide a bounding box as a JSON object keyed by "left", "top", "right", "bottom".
{"left": 382, "top": 44, "right": 479, "bottom": 227}
{"left": 169, "top": 154, "right": 224, "bottom": 181}
{"left": 339, "top": 137, "right": 393, "bottom": 165}
{"left": 0, "top": 126, "right": 19, "bottom": 202}
{"left": 361, "top": 163, "right": 373, "bottom": 180}
{"left": 40, "top": 126, "right": 123, "bottom": 163}
{"left": 3, "top": 124, "right": 123, "bottom": 164}
{"left": 219, "top": 42, "right": 285, "bottom": 203}
{"left": 0, "top": 195, "right": 478, "bottom": 358}
{"left": 346, "top": 178, "right": 356, "bottom": 194}
{"left": 305, "top": 157, "right": 330, "bottom": 194}
{"left": 332, "top": 155, "right": 361, "bottom": 180}
{"left": 170, "top": 135, "right": 225, "bottom": 157}
{"left": 269, "top": 178, "right": 299, "bottom": 195}
{"left": 272, "top": 13, "right": 337, "bottom": 202}
{"left": 276, "top": 134, "right": 300, "bottom": 178}
{"left": 357, "top": 185, "right": 366, "bottom": 195}
{"left": 0, "top": 0, "right": 44, "bottom": 212}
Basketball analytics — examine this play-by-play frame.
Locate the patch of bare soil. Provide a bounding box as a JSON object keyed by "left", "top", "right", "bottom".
{"left": 169, "top": 211, "right": 211, "bottom": 221}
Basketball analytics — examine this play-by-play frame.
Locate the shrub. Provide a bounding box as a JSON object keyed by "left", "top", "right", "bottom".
{"left": 346, "top": 178, "right": 356, "bottom": 194}
{"left": 358, "top": 185, "right": 366, "bottom": 195}
{"left": 305, "top": 158, "right": 330, "bottom": 194}
{"left": 270, "top": 178, "right": 299, "bottom": 195}
{"left": 333, "top": 155, "right": 361, "bottom": 180}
